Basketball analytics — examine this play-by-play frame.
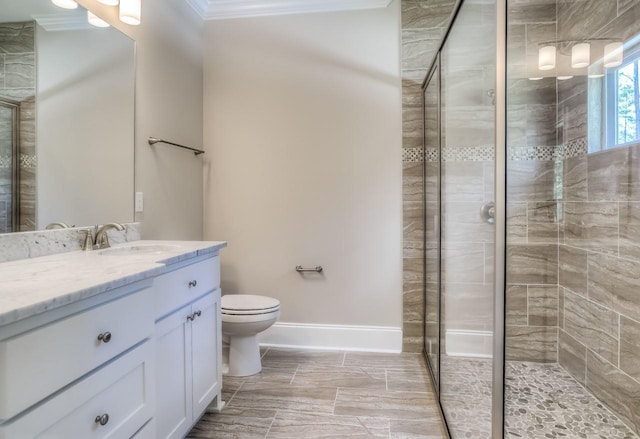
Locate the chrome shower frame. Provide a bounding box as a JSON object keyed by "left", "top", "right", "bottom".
{"left": 0, "top": 97, "right": 21, "bottom": 233}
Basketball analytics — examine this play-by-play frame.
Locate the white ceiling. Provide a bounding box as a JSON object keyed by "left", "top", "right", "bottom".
{"left": 185, "top": 0, "right": 393, "bottom": 20}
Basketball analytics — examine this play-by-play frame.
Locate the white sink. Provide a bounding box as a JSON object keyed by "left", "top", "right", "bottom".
{"left": 98, "top": 244, "right": 183, "bottom": 256}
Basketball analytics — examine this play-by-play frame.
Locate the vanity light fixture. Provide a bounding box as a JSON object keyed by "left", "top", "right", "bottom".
{"left": 571, "top": 43, "right": 590, "bottom": 68}
{"left": 88, "top": 11, "right": 110, "bottom": 27}
{"left": 538, "top": 45, "right": 556, "bottom": 71}
{"left": 97, "top": 0, "right": 119, "bottom": 5}
{"left": 604, "top": 42, "right": 624, "bottom": 68}
{"left": 535, "top": 39, "right": 624, "bottom": 79}
{"left": 51, "top": 0, "right": 78, "bottom": 9}
{"left": 119, "top": 0, "right": 141, "bottom": 25}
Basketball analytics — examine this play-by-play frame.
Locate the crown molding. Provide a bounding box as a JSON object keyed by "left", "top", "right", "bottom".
{"left": 186, "top": 0, "right": 393, "bottom": 21}
{"left": 32, "top": 11, "right": 93, "bottom": 31}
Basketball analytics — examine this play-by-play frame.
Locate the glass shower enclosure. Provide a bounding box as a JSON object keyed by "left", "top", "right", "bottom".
{"left": 421, "top": 0, "right": 640, "bottom": 438}
{"left": 0, "top": 98, "right": 19, "bottom": 234}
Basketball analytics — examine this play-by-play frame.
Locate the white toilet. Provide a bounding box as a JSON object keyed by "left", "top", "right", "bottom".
{"left": 221, "top": 294, "right": 280, "bottom": 377}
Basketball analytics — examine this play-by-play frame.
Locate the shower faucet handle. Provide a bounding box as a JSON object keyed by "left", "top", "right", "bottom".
{"left": 480, "top": 201, "right": 495, "bottom": 225}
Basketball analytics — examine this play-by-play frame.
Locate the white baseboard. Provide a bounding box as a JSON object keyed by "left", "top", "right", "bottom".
{"left": 257, "top": 322, "right": 402, "bottom": 353}
{"left": 445, "top": 329, "right": 493, "bottom": 358}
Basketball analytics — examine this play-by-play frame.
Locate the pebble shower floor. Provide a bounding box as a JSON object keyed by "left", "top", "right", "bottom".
{"left": 441, "top": 357, "right": 639, "bottom": 439}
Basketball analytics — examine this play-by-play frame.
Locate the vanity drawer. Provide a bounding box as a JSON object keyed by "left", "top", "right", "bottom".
{"left": 154, "top": 256, "right": 219, "bottom": 320}
{"left": 131, "top": 419, "right": 156, "bottom": 439}
{"left": 0, "top": 287, "right": 153, "bottom": 421}
{"left": 0, "top": 342, "right": 153, "bottom": 439}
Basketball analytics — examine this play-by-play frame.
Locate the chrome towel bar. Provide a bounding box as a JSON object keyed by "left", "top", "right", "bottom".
{"left": 295, "top": 265, "right": 323, "bottom": 273}
{"left": 148, "top": 137, "right": 205, "bottom": 156}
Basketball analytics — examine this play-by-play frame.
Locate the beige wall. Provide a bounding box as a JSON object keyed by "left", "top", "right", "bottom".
{"left": 77, "top": 0, "right": 204, "bottom": 240}
{"left": 203, "top": 4, "right": 403, "bottom": 328}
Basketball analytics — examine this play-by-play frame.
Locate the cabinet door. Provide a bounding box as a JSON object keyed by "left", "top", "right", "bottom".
{"left": 190, "top": 289, "right": 221, "bottom": 417}
{"left": 155, "top": 306, "right": 192, "bottom": 439}
{"left": 0, "top": 343, "right": 153, "bottom": 439}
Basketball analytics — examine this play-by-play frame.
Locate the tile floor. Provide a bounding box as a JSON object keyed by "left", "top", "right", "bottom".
{"left": 186, "top": 349, "right": 640, "bottom": 438}
{"left": 187, "top": 348, "right": 447, "bottom": 439}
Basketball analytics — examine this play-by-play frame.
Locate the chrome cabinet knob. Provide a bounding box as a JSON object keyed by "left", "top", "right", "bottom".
{"left": 94, "top": 413, "right": 109, "bottom": 426}
{"left": 188, "top": 280, "right": 197, "bottom": 288}
{"left": 97, "top": 332, "right": 112, "bottom": 343}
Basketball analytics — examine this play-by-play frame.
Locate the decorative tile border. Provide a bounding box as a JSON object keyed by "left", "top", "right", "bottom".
{"left": 403, "top": 146, "right": 495, "bottom": 163}
{"left": 508, "top": 146, "right": 555, "bottom": 161}
{"left": 0, "top": 155, "right": 38, "bottom": 168}
{"left": 403, "top": 139, "right": 589, "bottom": 163}
{"left": 425, "top": 148, "right": 438, "bottom": 162}
{"left": 402, "top": 148, "right": 424, "bottom": 163}
{"left": 443, "top": 145, "right": 495, "bottom": 162}
{"left": 558, "top": 137, "right": 588, "bottom": 159}
{"left": 20, "top": 154, "right": 36, "bottom": 168}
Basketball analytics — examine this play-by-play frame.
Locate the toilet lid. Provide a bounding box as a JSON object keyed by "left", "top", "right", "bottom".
{"left": 222, "top": 294, "right": 280, "bottom": 313}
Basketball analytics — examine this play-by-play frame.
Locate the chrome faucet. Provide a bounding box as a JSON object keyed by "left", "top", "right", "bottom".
{"left": 95, "top": 223, "right": 125, "bottom": 249}
{"left": 45, "top": 222, "right": 72, "bottom": 230}
{"left": 78, "top": 226, "right": 98, "bottom": 251}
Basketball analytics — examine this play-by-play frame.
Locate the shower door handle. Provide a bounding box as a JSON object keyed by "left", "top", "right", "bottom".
{"left": 480, "top": 201, "right": 495, "bottom": 224}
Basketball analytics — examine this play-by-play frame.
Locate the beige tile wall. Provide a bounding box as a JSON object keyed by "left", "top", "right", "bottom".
{"left": 401, "top": 0, "right": 455, "bottom": 352}
{"left": 504, "top": 0, "right": 561, "bottom": 363}
{"left": 555, "top": 0, "right": 640, "bottom": 434}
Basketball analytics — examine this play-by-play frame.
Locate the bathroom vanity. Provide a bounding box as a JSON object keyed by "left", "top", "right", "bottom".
{"left": 0, "top": 240, "right": 226, "bottom": 438}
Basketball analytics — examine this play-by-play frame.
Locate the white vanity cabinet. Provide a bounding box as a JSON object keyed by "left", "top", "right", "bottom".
{"left": 154, "top": 256, "right": 222, "bottom": 439}
{"left": 0, "top": 282, "right": 156, "bottom": 438}
{"left": 0, "top": 243, "right": 225, "bottom": 439}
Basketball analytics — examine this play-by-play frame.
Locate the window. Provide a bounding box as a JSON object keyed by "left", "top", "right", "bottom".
{"left": 607, "top": 49, "right": 640, "bottom": 149}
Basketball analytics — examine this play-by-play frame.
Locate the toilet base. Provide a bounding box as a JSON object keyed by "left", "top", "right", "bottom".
{"left": 227, "top": 335, "right": 262, "bottom": 377}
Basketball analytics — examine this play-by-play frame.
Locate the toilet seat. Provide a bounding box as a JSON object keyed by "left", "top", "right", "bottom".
{"left": 222, "top": 307, "right": 280, "bottom": 316}
{"left": 222, "top": 294, "right": 280, "bottom": 315}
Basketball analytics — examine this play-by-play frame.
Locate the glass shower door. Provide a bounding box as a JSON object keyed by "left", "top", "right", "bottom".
{"left": 438, "top": 0, "right": 497, "bottom": 437}
{"left": 0, "top": 99, "right": 19, "bottom": 233}
{"left": 503, "top": 0, "right": 640, "bottom": 437}
{"left": 423, "top": 57, "right": 441, "bottom": 392}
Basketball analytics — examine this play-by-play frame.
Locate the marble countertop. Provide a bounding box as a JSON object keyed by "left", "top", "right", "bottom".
{"left": 0, "top": 240, "right": 227, "bottom": 327}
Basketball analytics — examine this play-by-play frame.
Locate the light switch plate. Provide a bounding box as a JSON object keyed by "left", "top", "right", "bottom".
{"left": 135, "top": 192, "right": 144, "bottom": 213}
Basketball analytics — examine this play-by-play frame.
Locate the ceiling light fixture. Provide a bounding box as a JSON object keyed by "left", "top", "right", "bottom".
{"left": 604, "top": 42, "right": 624, "bottom": 68}
{"left": 88, "top": 11, "right": 110, "bottom": 27}
{"left": 51, "top": 0, "right": 78, "bottom": 9}
{"left": 538, "top": 46, "right": 556, "bottom": 71}
{"left": 119, "top": 0, "right": 141, "bottom": 25}
{"left": 571, "top": 43, "right": 590, "bottom": 68}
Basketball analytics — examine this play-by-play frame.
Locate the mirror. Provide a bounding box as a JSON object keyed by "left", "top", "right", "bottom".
{"left": 0, "top": 0, "right": 134, "bottom": 233}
